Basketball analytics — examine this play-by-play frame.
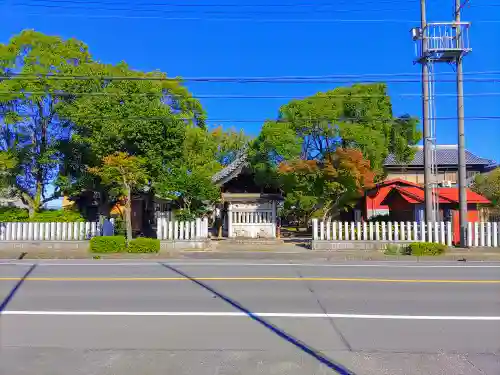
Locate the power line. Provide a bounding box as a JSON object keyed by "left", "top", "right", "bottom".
{"left": 5, "top": 70, "right": 500, "bottom": 79}
{"left": 2, "top": 113, "right": 499, "bottom": 122}
{"left": 1, "top": 90, "right": 500, "bottom": 99}
{"left": 20, "top": 0, "right": 419, "bottom": 7}
{"left": 3, "top": 74, "right": 500, "bottom": 84}
{"left": 10, "top": 2, "right": 415, "bottom": 14}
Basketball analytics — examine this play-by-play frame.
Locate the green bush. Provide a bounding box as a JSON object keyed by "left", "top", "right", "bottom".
{"left": 0, "top": 207, "right": 29, "bottom": 222}
{"left": 406, "top": 242, "right": 447, "bottom": 256}
{"left": 90, "top": 236, "right": 126, "bottom": 253}
{"left": 127, "top": 237, "right": 160, "bottom": 253}
{"left": 0, "top": 207, "right": 84, "bottom": 222}
{"left": 32, "top": 209, "right": 84, "bottom": 222}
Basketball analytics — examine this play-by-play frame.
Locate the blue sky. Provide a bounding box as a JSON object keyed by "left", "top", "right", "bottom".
{"left": 1, "top": 0, "right": 499, "bottom": 168}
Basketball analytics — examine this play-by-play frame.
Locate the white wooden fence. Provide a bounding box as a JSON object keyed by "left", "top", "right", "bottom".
{"left": 467, "top": 222, "right": 500, "bottom": 248}
{"left": 0, "top": 222, "right": 100, "bottom": 241}
{"left": 312, "top": 220, "right": 500, "bottom": 248}
{"left": 156, "top": 217, "right": 209, "bottom": 240}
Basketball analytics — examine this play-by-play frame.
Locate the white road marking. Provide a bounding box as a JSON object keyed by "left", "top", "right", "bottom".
{"left": 1, "top": 261, "right": 500, "bottom": 268}
{"left": 3, "top": 311, "right": 500, "bottom": 320}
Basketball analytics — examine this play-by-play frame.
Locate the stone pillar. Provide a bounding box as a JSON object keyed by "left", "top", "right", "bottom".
{"left": 227, "top": 203, "right": 233, "bottom": 238}
{"left": 271, "top": 200, "right": 277, "bottom": 238}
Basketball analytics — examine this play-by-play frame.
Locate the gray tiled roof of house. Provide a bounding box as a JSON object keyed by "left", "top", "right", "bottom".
{"left": 384, "top": 145, "right": 496, "bottom": 167}
{"left": 211, "top": 151, "right": 249, "bottom": 184}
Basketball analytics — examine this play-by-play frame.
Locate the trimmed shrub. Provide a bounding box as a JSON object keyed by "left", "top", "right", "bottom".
{"left": 0, "top": 207, "right": 29, "bottom": 222}
{"left": 127, "top": 237, "right": 160, "bottom": 253}
{"left": 406, "top": 242, "right": 447, "bottom": 256}
{"left": 32, "top": 209, "right": 84, "bottom": 222}
{"left": 90, "top": 236, "right": 126, "bottom": 253}
{"left": 384, "top": 244, "right": 403, "bottom": 255}
{"left": 0, "top": 207, "right": 84, "bottom": 222}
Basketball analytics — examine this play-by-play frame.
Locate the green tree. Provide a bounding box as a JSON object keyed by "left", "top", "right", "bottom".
{"left": 56, "top": 61, "right": 207, "bottom": 217}
{"left": 0, "top": 30, "right": 92, "bottom": 215}
{"left": 473, "top": 168, "right": 500, "bottom": 208}
{"left": 155, "top": 125, "right": 248, "bottom": 219}
{"left": 89, "top": 152, "right": 148, "bottom": 241}
{"left": 254, "top": 83, "right": 420, "bottom": 222}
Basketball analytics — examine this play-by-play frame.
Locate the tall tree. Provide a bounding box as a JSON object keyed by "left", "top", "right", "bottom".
{"left": 56, "top": 61, "right": 207, "bottom": 216}
{"left": 254, "top": 83, "right": 420, "bottom": 221}
{"left": 0, "top": 30, "right": 92, "bottom": 215}
{"left": 473, "top": 168, "right": 500, "bottom": 208}
{"left": 88, "top": 152, "right": 148, "bottom": 241}
{"left": 155, "top": 125, "right": 249, "bottom": 219}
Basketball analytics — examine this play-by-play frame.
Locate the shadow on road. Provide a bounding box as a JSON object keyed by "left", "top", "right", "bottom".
{"left": 160, "top": 262, "right": 356, "bottom": 375}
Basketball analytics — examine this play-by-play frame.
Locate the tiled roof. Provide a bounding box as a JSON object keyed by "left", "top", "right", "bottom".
{"left": 384, "top": 145, "right": 495, "bottom": 167}
{"left": 392, "top": 186, "right": 490, "bottom": 204}
{"left": 211, "top": 151, "right": 249, "bottom": 184}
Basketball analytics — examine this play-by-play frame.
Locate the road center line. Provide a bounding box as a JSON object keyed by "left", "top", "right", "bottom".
{"left": 3, "top": 310, "right": 500, "bottom": 320}
{"left": 0, "top": 276, "right": 499, "bottom": 283}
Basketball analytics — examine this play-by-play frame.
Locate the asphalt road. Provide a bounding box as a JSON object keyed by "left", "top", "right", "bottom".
{"left": 1, "top": 260, "right": 500, "bottom": 375}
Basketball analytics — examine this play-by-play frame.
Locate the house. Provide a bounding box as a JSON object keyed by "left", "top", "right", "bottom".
{"left": 384, "top": 145, "right": 496, "bottom": 186}
{"left": 212, "top": 152, "right": 282, "bottom": 238}
{"left": 354, "top": 178, "right": 490, "bottom": 244}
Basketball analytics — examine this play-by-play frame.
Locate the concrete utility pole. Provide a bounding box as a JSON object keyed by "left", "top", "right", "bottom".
{"left": 455, "top": 0, "right": 468, "bottom": 247}
{"left": 420, "top": 0, "right": 433, "bottom": 223}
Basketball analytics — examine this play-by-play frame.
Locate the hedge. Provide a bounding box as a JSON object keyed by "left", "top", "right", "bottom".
{"left": 0, "top": 207, "right": 84, "bottom": 223}
{"left": 90, "top": 236, "right": 126, "bottom": 253}
{"left": 127, "top": 238, "right": 160, "bottom": 253}
{"left": 405, "top": 242, "right": 447, "bottom": 256}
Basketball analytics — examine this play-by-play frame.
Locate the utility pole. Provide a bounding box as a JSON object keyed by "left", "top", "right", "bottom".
{"left": 456, "top": 0, "right": 468, "bottom": 247}
{"left": 420, "top": 0, "right": 433, "bottom": 223}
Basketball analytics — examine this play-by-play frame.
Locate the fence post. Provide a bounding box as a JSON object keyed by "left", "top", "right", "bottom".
{"left": 203, "top": 217, "right": 209, "bottom": 238}
{"left": 195, "top": 218, "right": 201, "bottom": 239}
{"left": 486, "top": 222, "right": 492, "bottom": 247}
{"left": 413, "top": 222, "right": 418, "bottom": 242}
{"left": 394, "top": 222, "right": 399, "bottom": 241}
{"left": 326, "top": 221, "right": 330, "bottom": 241}
{"left": 332, "top": 222, "right": 337, "bottom": 240}
{"left": 440, "top": 222, "right": 446, "bottom": 244}
{"left": 381, "top": 222, "right": 386, "bottom": 241}
{"left": 427, "top": 221, "right": 433, "bottom": 243}
{"left": 21, "top": 223, "right": 27, "bottom": 241}
{"left": 157, "top": 217, "right": 163, "bottom": 240}
{"left": 480, "top": 222, "right": 485, "bottom": 247}
{"left": 356, "top": 222, "right": 361, "bottom": 241}
{"left": 363, "top": 222, "right": 368, "bottom": 240}
{"left": 474, "top": 222, "right": 479, "bottom": 247}
{"left": 312, "top": 219, "right": 318, "bottom": 240}
{"left": 420, "top": 222, "right": 425, "bottom": 242}
{"left": 387, "top": 222, "right": 393, "bottom": 241}
{"left": 320, "top": 221, "right": 325, "bottom": 240}
{"left": 338, "top": 221, "right": 343, "bottom": 240}
{"left": 369, "top": 222, "right": 374, "bottom": 240}
{"left": 493, "top": 222, "right": 498, "bottom": 248}
{"left": 446, "top": 221, "right": 452, "bottom": 246}
{"left": 350, "top": 222, "right": 355, "bottom": 241}
{"left": 467, "top": 222, "right": 473, "bottom": 247}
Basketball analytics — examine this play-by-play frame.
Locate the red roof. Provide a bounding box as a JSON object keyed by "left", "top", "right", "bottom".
{"left": 438, "top": 188, "right": 490, "bottom": 204}
{"left": 391, "top": 186, "right": 490, "bottom": 205}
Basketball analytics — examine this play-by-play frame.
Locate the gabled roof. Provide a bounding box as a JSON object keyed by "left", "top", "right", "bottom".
{"left": 211, "top": 151, "right": 249, "bottom": 186}
{"left": 384, "top": 145, "right": 495, "bottom": 167}
{"left": 385, "top": 185, "right": 490, "bottom": 205}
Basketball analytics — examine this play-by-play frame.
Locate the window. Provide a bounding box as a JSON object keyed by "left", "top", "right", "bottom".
{"left": 466, "top": 170, "right": 479, "bottom": 179}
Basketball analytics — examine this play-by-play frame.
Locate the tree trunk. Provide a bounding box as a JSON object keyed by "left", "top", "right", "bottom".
{"left": 125, "top": 185, "right": 133, "bottom": 242}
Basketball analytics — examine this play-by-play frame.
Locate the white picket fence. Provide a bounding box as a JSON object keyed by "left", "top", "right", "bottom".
{"left": 312, "top": 220, "right": 500, "bottom": 248}
{"left": 468, "top": 222, "right": 500, "bottom": 248}
{"left": 156, "top": 217, "right": 209, "bottom": 240}
{"left": 0, "top": 222, "right": 100, "bottom": 241}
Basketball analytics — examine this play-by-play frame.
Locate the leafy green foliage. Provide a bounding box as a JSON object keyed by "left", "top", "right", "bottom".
{"left": 127, "top": 237, "right": 160, "bottom": 253}
{"left": 0, "top": 30, "right": 92, "bottom": 214}
{"left": 0, "top": 207, "right": 83, "bottom": 222}
{"left": 0, "top": 207, "right": 29, "bottom": 222}
{"left": 252, "top": 83, "right": 421, "bottom": 223}
{"left": 89, "top": 236, "right": 126, "bottom": 253}
{"left": 89, "top": 152, "right": 149, "bottom": 241}
{"left": 155, "top": 125, "right": 248, "bottom": 217}
{"left": 405, "top": 242, "right": 447, "bottom": 256}
{"left": 473, "top": 168, "right": 500, "bottom": 208}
